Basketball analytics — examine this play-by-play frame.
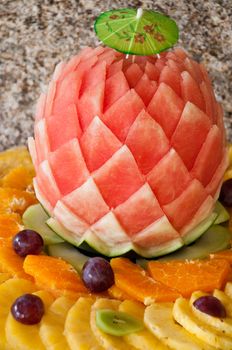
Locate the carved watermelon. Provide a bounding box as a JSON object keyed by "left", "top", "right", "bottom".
{"left": 29, "top": 46, "right": 228, "bottom": 257}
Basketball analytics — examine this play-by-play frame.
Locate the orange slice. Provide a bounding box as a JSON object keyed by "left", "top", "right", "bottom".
{"left": 0, "top": 188, "right": 37, "bottom": 215}
{"left": 0, "top": 243, "right": 33, "bottom": 280}
{"left": 108, "top": 284, "right": 135, "bottom": 301}
{"left": 148, "top": 259, "right": 231, "bottom": 298}
{"left": 110, "top": 258, "right": 180, "bottom": 305}
{"left": 0, "top": 147, "right": 33, "bottom": 181}
{"left": 23, "top": 255, "right": 88, "bottom": 298}
{"left": 210, "top": 250, "right": 232, "bottom": 264}
{"left": 0, "top": 214, "right": 22, "bottom": 239}
{"left": 2, "top": 166, "right": 35, "bottom": 191}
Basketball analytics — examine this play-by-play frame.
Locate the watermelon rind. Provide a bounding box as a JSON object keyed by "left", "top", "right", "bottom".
{"left": 133, "top": 237, "right": 183, "bottom": 258}
{"left": 33, "top": 179, "right": 53, "bottom": 217}
{"left": 214, "top": 201, "right": 230, "bottom": 224}
{"left": 46, "top": 217, "right": 84, "bottom": 247}
{"left": 46, "top": 216, "right": 182, "bottom": 258}
{"left": 84, "top": 229, "right": 133, "bottom": 257}
{"left": 20, "top": 201, "right": 227, "bottom": 259}
{"left": 182, "top": 212, "right": 218, "bottom": 245}
{"left": 47, "top": 217, "right": 133, "bottom": 257}
{"left": 46, "top": 210, "right": 223, "bottom": 258}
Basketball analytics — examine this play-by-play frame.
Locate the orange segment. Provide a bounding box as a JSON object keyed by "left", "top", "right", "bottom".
{"left": 108, "top": 284, "right": 135, "bottom": 301}
{"left": 210, "top": 250, "right": 232, "bottom": 264}
{"left": 23, "top": 255, "right": 88, "bottom": 298}
{"left": 0, "top": 214, "right": 22, "bottom": 239}
{"left": 2, "top": 166, "right": 35, "bottom": 191}
{"left": 0, "top": 244, "right": 33, "bottom": 280}
{"left": 0, "top": 146, "right": 34, "bottom": 183}
{"left": 110, "top": 258, "right": 180, "bottom": 305}
{"left": 0, "top": 188, "right": 37, "bottom": 215}
{"left": 148, "top": 259, "right": 231, "bottom": 298}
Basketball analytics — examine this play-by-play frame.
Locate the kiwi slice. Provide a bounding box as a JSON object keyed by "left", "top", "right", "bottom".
{"left": 159, "top": 225, "right": 231, "bottom": 261}
{"left": 96, "top": 309, "right": 144, "bottom": 336}
{"left": 22, "top": 204, "right": 63, "bottom": 245}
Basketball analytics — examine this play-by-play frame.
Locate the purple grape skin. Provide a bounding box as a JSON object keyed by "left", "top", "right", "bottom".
{"left": 193, "top": 295, "right": 226, "bottom": 318}
{"left": 82, "top": 257, "right": 115, "bottom": 293}
{"left": 11, "top": 294, "right": 45, "bottom": 325}
{"left": 219, "top": 179, "right": 232, "bottom": 207}
{"left": 12, "top": 230, "right": 44, "bottom": 257}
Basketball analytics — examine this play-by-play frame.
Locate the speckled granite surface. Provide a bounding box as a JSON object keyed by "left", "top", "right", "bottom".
{"left": 0, "top": 0, "right": 231, "bottom": 150}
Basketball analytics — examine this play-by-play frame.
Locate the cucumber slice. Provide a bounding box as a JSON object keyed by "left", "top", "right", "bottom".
{"left": 47, "top": 242, "right": 89, "bottom": 274}
{"left": 159, "top": 225, "right": 231, "bottom": 261}
{"left": 22, "top": 204, "right": 64, "bottom": 245}
{"left": 96, "top": 309, "right": 144, "bottom": 336}
{"left": 214, "top": 201, "right": 230, "bottom": 224}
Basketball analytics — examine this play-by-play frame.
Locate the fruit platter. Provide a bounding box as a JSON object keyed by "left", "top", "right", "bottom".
{"left": 1, "top": 7, "right": 232, "bottom": 350}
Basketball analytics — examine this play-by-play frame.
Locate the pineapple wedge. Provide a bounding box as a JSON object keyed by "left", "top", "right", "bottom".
{"left": 173, "top": 297, "right": 232, "bottom": 349}
{"left": 225, "top": 282, "right": 232, "bottom": 299}
{"left": 0, "top": 272, "right": 11, "bottom": 284}
{"left": 6, "top": 290, "right": 54, "bottom": 350}
{"left": 119, "top": 300, "right": 168, "bottom": 350}
{"left": 64, "top": 296, "right": 104, "bottom": 350}
{"left": 190, "top": 291, "right": 232, "bottom": 337}
{"left": 90, "top": 298, "right": 136, "bottom": 350}
{"left": 213, "top": 289, "right": 232, "bottom": 317}
{"left": 144, "top": 302, "right": 215, "bottom": 350}
{"left": 0, "top": 278, "right": 36, "bottom": 349}
{"left": 40, "top": 296, "right": 74, "bottom": 350}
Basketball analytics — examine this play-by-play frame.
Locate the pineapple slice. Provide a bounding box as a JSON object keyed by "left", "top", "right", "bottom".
{"left": 144, "top": 302, "right": 215, "bottom": 350}
{"left": 6, "top": 290, "right": 54, "bottom": 350}
{"left": 0, "top": 272, "right": 11, "bottom": 284}
{"left": 173, "top": 297, "right": 232, "bottom": 349}
{"left": 40, "top": 296, "right": 74, "bottom": 350}
{"left": 90, "top": 298, "right": 136, "bottom": 350}
{"left": 225, "top": 282, "right": 232, "bottom": 299}
{"left": 119, "top": 300, "right": 168, "bottom": 350}
{"left": 0, "top": 278, "right": 36, "bottom": 349}
{"left": 190, "top": 291, "right": 232, "bottom": 337}
{"left": 64, "top": 296, "right": 104, "bottom": 350}
{"left": 213, "top": 289, "right": 232, "bottom": 317}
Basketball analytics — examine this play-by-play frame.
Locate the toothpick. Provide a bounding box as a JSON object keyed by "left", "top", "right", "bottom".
{"left": 136, "top": 8, "right": 143, "bottom": 19}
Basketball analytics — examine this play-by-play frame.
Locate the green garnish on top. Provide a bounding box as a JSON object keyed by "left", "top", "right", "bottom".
{"left": 94, "top": 8, "right": 179, "bottom": 56}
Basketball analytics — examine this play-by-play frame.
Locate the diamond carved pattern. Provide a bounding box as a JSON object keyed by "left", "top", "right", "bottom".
{"left": 31, "top": 46, "right": 227, "bottom": 254}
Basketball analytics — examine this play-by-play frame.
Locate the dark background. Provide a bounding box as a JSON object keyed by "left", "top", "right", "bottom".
{"left": 0, "top": 0, "right": 231, "bottom": 150}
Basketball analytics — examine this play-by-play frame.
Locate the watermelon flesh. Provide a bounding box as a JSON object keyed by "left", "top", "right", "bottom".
{"left": 30, "top": 46, "right": 228, "bottom": 257}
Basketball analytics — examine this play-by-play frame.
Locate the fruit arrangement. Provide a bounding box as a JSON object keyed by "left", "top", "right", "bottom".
{"left": 0, "top": 141, "right": 232, "bottom": 349}
{"left": 1, "top": 7, "right": 232, "bottom": 350}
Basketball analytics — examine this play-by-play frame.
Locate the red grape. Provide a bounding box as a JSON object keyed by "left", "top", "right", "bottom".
{"left": 12, "top": 230, "right": 44, "bottom": 257}
{"left": 193, "top": 295, "right": 226, "bottom": 318}
{"left": 219, "top": 179, "right": 232, "bottom": 207}
{"left": 11, "top": 294, "right": 45, "bottom": 325}
{"left": 82, "top": 257, "right": 114, "bottom": 293}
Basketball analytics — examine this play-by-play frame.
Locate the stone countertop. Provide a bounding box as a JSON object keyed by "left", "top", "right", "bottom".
{"left": 0, "top": 0, "right": 231, "bottom": 151}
